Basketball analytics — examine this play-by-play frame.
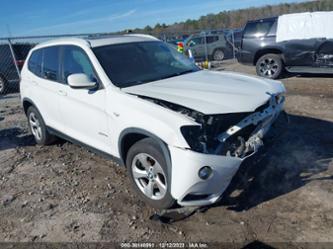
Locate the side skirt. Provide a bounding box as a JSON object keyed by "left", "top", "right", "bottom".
{"left": 285, "top": 66, "right": 333, "bottom": 74}
{"left": 47, "top": 126, "right": 124, "bottom": 166}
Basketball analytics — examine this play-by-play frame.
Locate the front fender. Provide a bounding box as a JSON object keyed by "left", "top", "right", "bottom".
{"left": 108, "top": 90, "right": 198, "bottom": 156}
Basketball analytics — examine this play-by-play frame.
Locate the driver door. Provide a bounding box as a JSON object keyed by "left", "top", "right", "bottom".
{"left": 57, "top": 45, "right": 110, "bottom": 153}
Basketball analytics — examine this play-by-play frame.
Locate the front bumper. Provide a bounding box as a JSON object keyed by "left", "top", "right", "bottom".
{"left": 169, "top": 146, "right": 243, "bottom": 206}
{"left": 169, "top": 97, "right": 285, "bottom": 207}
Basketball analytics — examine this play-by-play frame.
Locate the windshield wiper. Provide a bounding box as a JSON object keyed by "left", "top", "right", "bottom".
{"left": 121, "top": 69, "right": 198, "bottom": 88}
{"left": 157, "top": 69, "right": 197, "bottom": 81}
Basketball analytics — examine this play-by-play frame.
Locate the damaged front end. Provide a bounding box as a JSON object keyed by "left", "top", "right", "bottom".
{"left": 139, "top": 93, "right": 286, "bottom": 159}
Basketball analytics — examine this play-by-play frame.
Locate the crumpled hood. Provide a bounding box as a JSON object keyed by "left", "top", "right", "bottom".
{"left": 122, "top": 70, "right": 285, "bottom": 114}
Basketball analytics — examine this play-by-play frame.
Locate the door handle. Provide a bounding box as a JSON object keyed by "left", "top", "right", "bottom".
{"left": 58, "top": 90, "right": 67, "bottom": 96}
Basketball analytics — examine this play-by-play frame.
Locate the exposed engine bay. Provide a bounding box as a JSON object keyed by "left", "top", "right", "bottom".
{"left": 138, "top": 94, "right": 285, "bottom": 159}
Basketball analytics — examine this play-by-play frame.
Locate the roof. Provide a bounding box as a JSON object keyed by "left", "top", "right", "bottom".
{"left": 88, "top": 34, "right": 159, "bottom": 47}
{"left": 32, "top": 34, "right": 159, "bottom": 50}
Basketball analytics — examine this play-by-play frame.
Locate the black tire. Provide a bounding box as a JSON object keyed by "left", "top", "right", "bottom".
{"left": 26, "top": 106, "right": 56, "bottom": 145}
{"left": 256, "top": 54, "right": 284, "bottom": 79}
{"left": 126, "top": 137, "right": 175, "bottom": 209}
{"left": 212, "top": 48, "right": 225, "bottom": 61}
{"left": 0, "top": 76, "right": 7, "bottom": 95}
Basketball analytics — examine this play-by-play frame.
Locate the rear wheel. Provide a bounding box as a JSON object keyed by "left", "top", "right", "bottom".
{"left": 256, "top": 54, "right": 283, "bottom": 79}
{"left": 27, "top": 106, "right": 56, "bottom": 145}
{"left": 126, "top": 137, "right": 175, "bottom": 209}
{"left": 213, "top": 49, "right": 225, "bottom": 61}
{"left": 0, "top": 76, "right": 7, "bottom": 95}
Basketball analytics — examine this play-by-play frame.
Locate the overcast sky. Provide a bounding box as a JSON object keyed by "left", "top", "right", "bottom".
{"left": 0, "top": 0, "right": 308, "bottom": 37}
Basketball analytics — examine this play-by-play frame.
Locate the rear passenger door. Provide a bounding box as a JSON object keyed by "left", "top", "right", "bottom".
{"left": 26, "top": 46, "right": 64, "bottom": 131}
{"left": 57, "top": 45, "right": 109, "bottom": 152}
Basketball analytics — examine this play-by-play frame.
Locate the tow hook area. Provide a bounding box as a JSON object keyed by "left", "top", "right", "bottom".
{"left": 240, "top": 135, "right": 264, "bottom": 158}
{"left": 215, "top": 97, "right": 284, "bottom": 158}
{"left": 150, "top": 206, "right": 208, "bottom": 224}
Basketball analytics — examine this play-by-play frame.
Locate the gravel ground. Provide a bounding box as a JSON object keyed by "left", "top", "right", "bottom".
{"left": 0, "top": 61, "right": 332, "bottom": 247}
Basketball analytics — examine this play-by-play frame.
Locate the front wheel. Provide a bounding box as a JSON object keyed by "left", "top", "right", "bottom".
{"left": 256, "top": 54, "right": 284, "bottom": 79}
{"left": 126, "top": 138, "right": 175, "bottom": 209}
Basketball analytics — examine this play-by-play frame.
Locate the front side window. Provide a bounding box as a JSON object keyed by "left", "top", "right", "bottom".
{"left": 93, "top": 41, "right": 199, "bottom": 88}
{"left": 187, "top": 37, "right": 203, "bottom": 47}
{"left": 42, "top": 46, "right": 60, "bottom": 81}
{"left": 28, "top": 49, "right": 42, "bottom": 77}
{"left": 62, "top": 46, "right": 96, "bottom": 83}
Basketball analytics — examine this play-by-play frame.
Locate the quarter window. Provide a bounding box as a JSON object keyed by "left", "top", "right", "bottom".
{"left": 267, "top": 21, "right": 277, "bottom": 36}
{"left": 28, "top": 49, "right": 42, "bottom": 77}
{"left": 62, "top": 46, "right": 96, "bottom": 83}
{"left": 42, "top": 46, "right": 60, "bottom": 81}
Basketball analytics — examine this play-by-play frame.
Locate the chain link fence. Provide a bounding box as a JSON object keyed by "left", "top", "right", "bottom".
{"left": 0, "top": 40, "right": 32, "bottom": 95}
{"left": 0, "top": 29, "right": 240, "bottom": 96}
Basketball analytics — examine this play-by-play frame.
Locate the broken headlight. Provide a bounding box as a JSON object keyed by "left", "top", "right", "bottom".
{"left": 180, "top": 125, "right": 205, "bottom": 152}
{"left": 275, "top": 93, "right": 285, "bottom": 104}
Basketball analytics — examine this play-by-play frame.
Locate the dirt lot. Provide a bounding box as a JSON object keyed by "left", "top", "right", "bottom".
{"left": 0, "top": 61, "right": 332, "bottom": 247}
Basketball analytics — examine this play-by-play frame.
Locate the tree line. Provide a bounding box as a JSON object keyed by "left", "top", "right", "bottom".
{"left": 127, "top": 0, "right": 333, "bottom": 36}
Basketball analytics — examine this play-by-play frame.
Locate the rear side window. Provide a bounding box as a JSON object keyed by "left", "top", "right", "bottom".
{"left": 206, "top": 36, "right": 219, "bottom": 43}
{"left": 28, "top": 49, "right": 42, "bottom": 77}
{"left": 42, "top": 46, "right": 60, "bottom": 81}
{"left": 243, "top": 21, "right": 275, "bottom": 38}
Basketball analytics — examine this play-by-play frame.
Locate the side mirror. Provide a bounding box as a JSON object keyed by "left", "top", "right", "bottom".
{"left": 187, "top": 42, "right": 193, "bottom": 47}
{"left": 67, "top": 73, "right": 97, "bottom": 89}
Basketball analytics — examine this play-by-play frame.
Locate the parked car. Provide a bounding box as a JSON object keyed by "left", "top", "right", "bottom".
{"left": 20, "top": 35, "right": 285, "bottom": 209}
{"left": 0, "top": 44, "right": 33, "bottom": 94}
{"left": 185, "top": 33, "right": 232, "bottom": 61}
{"left": 237, "top": 12, "right": 333, "bottom": 79}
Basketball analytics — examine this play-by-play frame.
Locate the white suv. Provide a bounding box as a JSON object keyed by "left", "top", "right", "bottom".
{"left": 20, "top": 34, "right": 285, "bottom": 209}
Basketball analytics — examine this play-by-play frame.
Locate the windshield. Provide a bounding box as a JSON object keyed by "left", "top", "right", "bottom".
{"left": 93, "top": 41, "right": 199, "bottom": 88}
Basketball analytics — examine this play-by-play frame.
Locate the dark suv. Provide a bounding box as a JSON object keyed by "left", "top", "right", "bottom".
{"left": 0, "top": 44, "right": 33, "bottom": 94}
{"left": 237, "top": 17, "right": 333, "bottom": 79}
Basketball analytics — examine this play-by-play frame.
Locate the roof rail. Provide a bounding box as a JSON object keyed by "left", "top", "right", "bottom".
{"left": 126, "top": 34, "right": 159, "bottom": 40}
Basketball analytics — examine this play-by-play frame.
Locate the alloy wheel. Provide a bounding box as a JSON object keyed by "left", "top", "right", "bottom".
{"left": 131, "top": 153, "right": 167, "bottom": 200}
{"left": 259, "top": 58, "right": 279, "bottom": 77}
{"left": 214, "top": 50, "right": 224, "bottom": 61}
{"left": 29, "top": 112, "right": 42, "bottom": 141}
